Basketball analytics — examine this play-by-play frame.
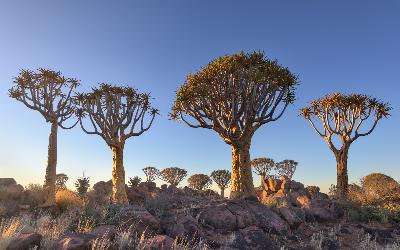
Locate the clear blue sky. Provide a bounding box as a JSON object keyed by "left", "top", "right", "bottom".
{"left": 0, "top": 1, "right": 399, "bottom": 192}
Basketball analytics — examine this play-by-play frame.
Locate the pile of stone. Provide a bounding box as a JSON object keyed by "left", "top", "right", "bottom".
{"left": 260, "top": 176, "right": 343, "bottom": 223}
{"left": 0, "top": 178, "right": 24, "bottom": 194}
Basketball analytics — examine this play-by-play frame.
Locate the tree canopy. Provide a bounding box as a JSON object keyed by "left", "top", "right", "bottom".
{"left": 9, "top": 68, "right": 79, "bottom": 128}
{"left": 159, "top": 167, "right": 187, "bottom": 186}
{"left": 188, "top": 174, "right": 212, "bottom": 190}
{"left": 76, "top": 84, "right": 158, "bottom": 147}
{"left": 300, "top": 93, "right": 391, "bottom": 152}
{"left": 276, "top": 160, "right": 298, "bottom": 180}
{"left": 171, "top": 51, "right": 298, "bottom": 145}
{"left": 251, "top": 158, "right": 275, "bottom": 179}
{"left": 142, "top": 167, "right": 159, "bottom": 182}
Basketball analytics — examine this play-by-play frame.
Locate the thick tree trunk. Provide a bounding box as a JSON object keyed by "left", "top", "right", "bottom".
{"left": 230, "top": 139, "right": 255, "bottom": 199}
{"left": 335, "top": 148, "right": 349, "bottom": 199}
{"left": 220, "top": 188, "right": 225, "bottom": 197}
{"left": 111, "top": 145, "right": 128, "bottom": 204}
{"left": 42, "top": 121, "right": 58, "bottom": 206}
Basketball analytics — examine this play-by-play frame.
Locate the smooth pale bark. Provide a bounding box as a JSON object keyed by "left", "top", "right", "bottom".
{"left": 42, "top": 121, "right": 58, "bottom": 206}
{"left": 335, "top": 147, "right": 349, "bottom": 199}
{"left": 111, "top": 145, "right": 128, "bottom": 204}
{"left": 230, "top": 140, "right": 255, "bottom": 199}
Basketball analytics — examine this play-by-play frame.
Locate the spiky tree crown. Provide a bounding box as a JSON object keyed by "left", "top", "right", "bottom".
{"left": 276, "top": 160, "right": 298, "bottom": 180}
{"left": 171, "top": 51, "right": 298, "bottom": 145}
{"left": 128, "top": 176, "right": 142, "bottom": 188}
{"left": 300, "top": 92, "right": 391, "bottom": 152}
{"left": 142, "top": 166, "right": 159, "bottom": 182}
{"left": 251, "top": 157, "right": 275, "bottom": 178}
{"left": 159, "top": 167, "right": 187, "bottom": 186}
{"left": 210, "top": 170, "right": 231, "bottom": 190}
{"left": 188, "top": 174, "right": 212, "bottom": 190}
{"left": 76, "top": 84, "right": 158, "bottom": 147}
{"left": 9, "top": 68, "right": 79, "bottom": 128}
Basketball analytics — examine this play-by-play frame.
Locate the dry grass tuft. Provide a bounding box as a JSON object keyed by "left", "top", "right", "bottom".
{"left": 55, "top": 189, "right": 84, "bottom": 211}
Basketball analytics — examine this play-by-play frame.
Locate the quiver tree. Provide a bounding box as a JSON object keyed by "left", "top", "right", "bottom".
{"left": 188, "top": 174, "right": 212, "bottom": 191}
{"left": 210, "top": 170, "right": 231, "bottom": 197}
{"left": 276, "top": 160, "right": 298, "bottom": 180}
{"left": 76, "top": 84, "right": 158, "bottom": 204}
{"left": 128, "top": 176, "right": 142, "bottom": 188}
{"left": 56, "top": 173, "right": 69, "bottom": 191}
{"left": 75, "top": 175, "right": 90, "bottom": 198}
{"left": 9, "top": 69, "right": 79, "bottom": 206}
{"left": 251, "top": 157, "right": 275, "bottom": 183}
{"left": 301, "top": 93, "right": 391, "bottom": 198}
{"left": 171, "top": 51, "right": 298, "bottom": 199}
{"left": 159, "top": 167, "right": 187, "bottom": 186}
{"left": 142, "top": 166, "right": 159, "bottom": 182}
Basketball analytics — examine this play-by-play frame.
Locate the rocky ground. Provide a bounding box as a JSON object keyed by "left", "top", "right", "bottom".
{"left": 1, "top": 179, "right": 400, "bottom": 250}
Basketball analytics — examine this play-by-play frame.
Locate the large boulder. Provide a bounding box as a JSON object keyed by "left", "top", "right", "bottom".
{"left": 288, "top": 190, "right": 311, "bottom": 208}
{"left": 0, "top": 178, "right": 17, "bottom": 186}
{"left": 277, "top": 206, "right": 305, "bottom": 228}
{"left": 90, "top": 225, "right": 116, "bottom": 241}
{"left": 306, "top": 199, "right": 335, "bottom": 222}
{"left": 54, "top": 233, "right": 96, "bottom": 250}
{"left": 143, "top": 235, "right": 174, "bottom": 250}
{"left": 161, "top": 212, "right": 203, "bottom": 239}
{"left": 138, "top": 182, "right": 157, "bottom": 192}
{"left": 197, "top": 204, "right": 237, "bottom": 233}
{"left": 226, "top": 226, "right": 277, "bottom": 250}
{"left": 244, "top": 201, "right": 289, "bottom": 234}
{"left": 6, "top": 233, "right": 42, "bottom": 250}
{"left": 104, "top": 205, "right": 161, "bottom": 235}
{"left": 198, "top": 200, "right": 289, "bottom": 235}
{"left": 226, "top": 202, "right": 258, "bottom": 229}
{"left": 127, "top": 182, "right": 158, "bottom": 203}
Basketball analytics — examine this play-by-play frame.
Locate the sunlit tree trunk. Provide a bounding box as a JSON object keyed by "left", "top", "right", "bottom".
{"left": 230, "top": 139, "right": 255, "bottom": 199}
{"left": 43, "top": 121, "right": 58, "bottom": 206}
{"left": 111, "top": 144, "right": 128, "bottom": 204}
{"left": 335, "top": 147, "right": 349, "bottom": 199}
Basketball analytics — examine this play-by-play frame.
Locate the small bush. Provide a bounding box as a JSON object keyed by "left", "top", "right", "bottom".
{"left": 75, "top": 176, "right": 90, "bottom": 198}
{"left": 128, "top": 176, "right": 142, "bottom": 188}
{"left": 55, "top": 190, "right": 84, "bottom": 212}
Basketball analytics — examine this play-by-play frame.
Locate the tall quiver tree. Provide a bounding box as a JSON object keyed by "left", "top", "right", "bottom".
{"left": 210, "top": 170, "right": 231, "bottom": 197}
{"left": 301, "top": 93, "right": 391, "bottom": 199}
{"left": 9, "top": 69, "right": 78, "bottom": 206}
{"left": 76, "top": 84, "right": 157, "bottom": 204}
{"left": 251, "top": 158, "right": 275, "bottom": 183}
{"left": 142, "top": 166, "right": 159, "bottom": 182}
{"left": 171, "top": 52, "right": 298, "bottom": 199}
